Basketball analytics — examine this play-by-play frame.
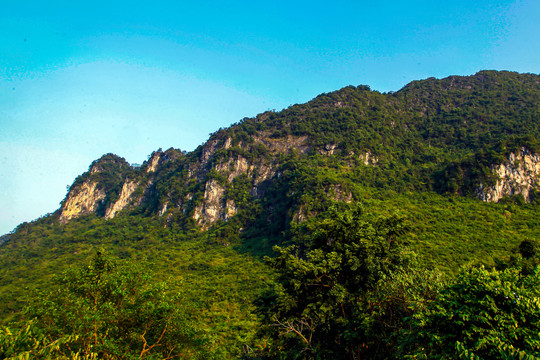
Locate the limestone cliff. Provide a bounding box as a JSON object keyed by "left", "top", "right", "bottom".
{"left": 191, "top": 153, "right": 276, "bottom": 226}
{"left": 56, "top": 130, "right": 366, "bottom": 228}
{"left": 193, "top": 179, "right": 226, "bottom": 224}
{"left": 59, "top": 181, "right": 107, "bottom": 223}
{"left": 105, "top": 180, "right": 141, "bottom": 219}
{"left": 156, "top": 133, "right": 302, "bottom": 226}
{"left": 59, "top": 153, "right": 135, "bottom": 223}
{"left": 476, "top": 148, "right": 540, "bottom": 202}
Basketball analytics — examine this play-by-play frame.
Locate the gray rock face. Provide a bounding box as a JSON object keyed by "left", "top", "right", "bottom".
{"left": 105, "top": 180, "right": 140, "bottom": 219}
{"left": 56, "top": 126, "right": 381, "bottom": 228}
{"left": 57, "top": 132, "right": 309, "bottom": 227}
{"left": 193, "top": 179, "right": 226, "bottom": 225}
{"left": 476, "top": 148, "right": 540, "bottom": 202}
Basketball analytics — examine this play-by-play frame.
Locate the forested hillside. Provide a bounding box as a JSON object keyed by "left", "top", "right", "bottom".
{"left": 1, "top": 70, "right": 539, "bottom": 359}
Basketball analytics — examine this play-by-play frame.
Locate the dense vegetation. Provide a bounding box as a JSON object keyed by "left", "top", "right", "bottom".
{"left": 1, "top": 71, "right": 539, "bottom": 359}
{"left": 218, "top": 71, "right": 539, "bottom": 195}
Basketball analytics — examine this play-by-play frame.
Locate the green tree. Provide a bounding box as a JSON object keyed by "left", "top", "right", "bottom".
{"left": 4, "top": 249, "right": 206, "bottom": 359}
{"left": 256, "top": 205, "right": 411, "bottom": 359}
{"left": 519, "top": 239, "right": 540, "bottom": 259}
{"left": 400, "top": 266, "right": 540, "bottom": 360}
{"left": 0, "top": 319, "right": 85, "bottom": 360}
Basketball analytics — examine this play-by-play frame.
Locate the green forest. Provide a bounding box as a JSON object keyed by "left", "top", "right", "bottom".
{"left": 1, "top": 71, "right": 539, "bottom": 359}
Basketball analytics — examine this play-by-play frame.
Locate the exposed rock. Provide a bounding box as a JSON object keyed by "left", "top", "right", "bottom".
{"left": 193, "top": 179, "right": 226, "bottom": 225}
{"left": 231, "top": 156, "right": 250, "bottom": 181}
{"left": 320, "top": 144, "right": 338, "bottom": 155}
{"left": 58, "top": 153, "right": 134, "bottom": 223}
{"left": 190, "top": 154, "right": 276, "bottom": 225}
{"left": 147, "top": 152, "right": 162, "bottom": 173}
{"left": 292, "top": 206, "right": 308, "bottom": 223}
{"left": 105, "top": 180, "right": 140, "bottom": 219}
{"left": 328, "top": 184, "right": 353, "bottom": 203}
{"left": 141, "top": 179, "right": 156, "bottom": 202}
{"left": 159, "top": 203, "right": 168, "bottom": 216}
{"left": 252, "top": 163, "right": 274, "bottom": 186}
{"left": 90, "top": 164, "right": 100, "bottom": 174}
{"left": 42, "top": 71, "right": 540, "bottom": 231}
{"left": 215, "top": 156, "right": 251, "bottom": 182}
{"left": 225, "top": 199, "right": 237, "bottom": 220}
{"left": 200, "top": 139, "right": 220, "bottom": 166}
{"left": 170, "top": 133, "right": 305, "bottom": 225}
{"left": 59, "top": 182, "right": 106, "bottom": 223}
{"left": 359, "top": 151, "right": 378, "bottom": 165}
{"left": 476, "top": 148, "right": 540, "bottom": 202}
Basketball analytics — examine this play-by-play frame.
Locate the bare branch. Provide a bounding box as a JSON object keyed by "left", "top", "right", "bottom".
{"left": 139, "top": 324, "right": 168, "bottom": 358}
{"left": 272, "top": 317, "right": 314, "bottom": 348}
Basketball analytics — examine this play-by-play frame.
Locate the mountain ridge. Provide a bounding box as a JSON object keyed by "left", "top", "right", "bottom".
{"left": 54, "top": 70, "right": 540, "bottom": 230}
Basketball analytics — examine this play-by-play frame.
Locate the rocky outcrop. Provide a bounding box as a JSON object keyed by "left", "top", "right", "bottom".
{"left": 159, "top": 203, "right": 168, "bottom": 216}
{"left": 65, "top": 131, "right": 311, "bottom": 227}
{"left": 320, "top": 144, "right": 338, "bottom": 155}
{"left": 189, "top": 146, "right": 279, "bottom": 226}
{"left": 59, "top": 181, "right": 106, "bottom": 223}
{"left": 147, "top": 153, "right": 162, "bottom": 173}
{"left": 359, "top": 151, "right": 378, "bottom": 165}
{"left": 328, "top": 184, "right": 353, "bottom": 203}
{"left": 193, "top": 179, "right": 226, "bottom": 225}
{"left": 225, "top": 199, "right": 237, "bottom": 219}
{"left": 476, "top": 148, "right": 540, "bottom": 202}
{"left": 54, "top": 132, "right": 375, "bottom": 228}
{"left": 58, "top": 153, "right": 135, "bottom": 223}
{"left": 213, "top": 155, "right": 274, "bottom": 183}
{"left": 214, "top": 156, "right": 251, "bottom": 182}
{"left": 200, "top": 139, "right": 220, "bottom": 166}
{"left": 105, "top": 180, "right": 140, "bottom": 219}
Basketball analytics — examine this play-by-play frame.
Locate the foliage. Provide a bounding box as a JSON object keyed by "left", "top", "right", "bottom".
{"left": 400, "top": 266, "right": 540, "bottom": 360}
{"left": 1, "top": 319, "right": 85, "bottom": 360}
{"left": 0, "top": 214, "right": 273, "bottom": 358}
{"left": 221, "top": 71, "right": 539, "bottom": 195}
{"left": 3, "top": 249, "right": 206, "bottom": 359}
{"left": 519, "top": 239, "right": 540, "bottom": 260}
{"left": 255, "top": 205, "right": 412, "bottom": 359}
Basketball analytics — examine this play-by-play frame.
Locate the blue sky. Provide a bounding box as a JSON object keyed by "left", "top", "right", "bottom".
{"left": 1, "top": 0, "right": 538, "bottom": 234}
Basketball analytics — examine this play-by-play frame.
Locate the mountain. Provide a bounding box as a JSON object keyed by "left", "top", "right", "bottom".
{"left": 1, "top": 70, "right": 539, "bottom": 358}
{"left": 56, "top": 71, "right": 539, "bottom": 226}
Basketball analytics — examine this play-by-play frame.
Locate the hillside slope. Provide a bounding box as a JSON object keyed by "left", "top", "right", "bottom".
{"left": 1, "top": 70, "right": 539, "bottom": 357}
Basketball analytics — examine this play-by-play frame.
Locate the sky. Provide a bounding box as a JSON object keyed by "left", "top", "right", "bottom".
{"left": 1, "top": 0, "right": 539, "bottom": 234}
